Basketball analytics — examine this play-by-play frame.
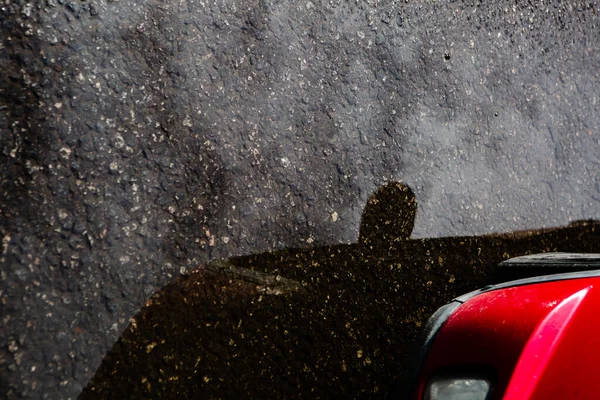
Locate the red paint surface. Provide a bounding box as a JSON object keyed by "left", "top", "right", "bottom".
{"left": 503, "top": 287, "right": 589, "bottom": 400}
{"left": 413, "top": 276, "right": 600, "bottom": 400}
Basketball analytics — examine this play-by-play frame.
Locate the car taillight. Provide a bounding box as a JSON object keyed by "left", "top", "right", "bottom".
{"left": 424, "top": 376, "right": 491, "bottom": 400}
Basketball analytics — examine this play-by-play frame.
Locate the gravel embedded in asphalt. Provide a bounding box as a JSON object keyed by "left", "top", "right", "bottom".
{"left": 1, "top": 1, "right": 600, "bottom": 398}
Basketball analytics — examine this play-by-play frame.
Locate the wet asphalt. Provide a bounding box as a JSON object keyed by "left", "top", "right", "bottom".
{"left": 1, "top": 0, "right": 600, "bottom": 398}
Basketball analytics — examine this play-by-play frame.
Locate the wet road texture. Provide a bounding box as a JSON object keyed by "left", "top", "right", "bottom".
{"left": 1, "top": 1, "right": 600, "bottom": 398}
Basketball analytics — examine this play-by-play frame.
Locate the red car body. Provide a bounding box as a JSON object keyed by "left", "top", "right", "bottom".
{"left": 402, "top": 253, "right": 600, "bottom": 400}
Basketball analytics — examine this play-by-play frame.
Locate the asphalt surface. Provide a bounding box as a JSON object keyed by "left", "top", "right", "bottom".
{"left": 1, "top": 0, "right": 600, "bottom": 398}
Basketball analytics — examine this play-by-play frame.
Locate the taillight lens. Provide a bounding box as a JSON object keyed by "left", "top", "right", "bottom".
{"left": 424, "top": 377, "right": 491, "bottom": 400}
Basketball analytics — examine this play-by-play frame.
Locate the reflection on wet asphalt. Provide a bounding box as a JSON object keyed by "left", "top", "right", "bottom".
{"left": 81, "top": 183, "right": 600, "bottom": 399}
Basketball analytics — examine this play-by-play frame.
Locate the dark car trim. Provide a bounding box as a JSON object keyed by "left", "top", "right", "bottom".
{"left": 490, "top": 253, "right": 600, "bottom": 284}
{"left": 387, "top": 301, "right": 462, "bottom": 400}
{"left": 455, "top": 268, "right": 600, "bottom": 304}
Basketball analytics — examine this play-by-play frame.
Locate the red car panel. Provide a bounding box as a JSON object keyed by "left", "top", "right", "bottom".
{"left": 412, "top": 276, "right": 600, "bottom": 400}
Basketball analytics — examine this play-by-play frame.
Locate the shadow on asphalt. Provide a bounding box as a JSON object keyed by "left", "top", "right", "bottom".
{"left": 80, "top": 183, "right": 600, "bottom": 399}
